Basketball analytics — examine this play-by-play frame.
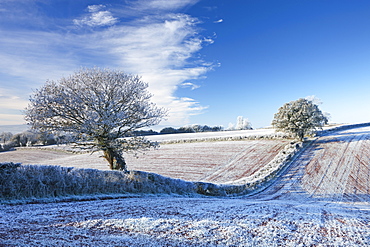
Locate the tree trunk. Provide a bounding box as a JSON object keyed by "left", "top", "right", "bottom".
{"left": 297, "top": 130, "right": 305, "bottom": 142}
{"left": 103, "top": 148, "right": 127, "bottom": 172}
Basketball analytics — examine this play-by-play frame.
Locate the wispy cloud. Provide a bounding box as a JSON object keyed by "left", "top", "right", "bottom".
{"left": 129, "top": 0, "right": 200, "bottom": 12}
{"left": 75, "top": 10, "right": 214, "bottom": 125}
{"left": 181, "top": 82, "right": 201, "bottom": 90}
{"left": 0, "top": 89, "right": 29, "bottom": 125}
{"left": 73, "top": 5, "right": 118, "bottom": 27}
{"left": 0, "top": 114, "right": 25, "bottom": 125}
{"left": 0, "top": 31, "right": 77, "bottom": 83}
{"left": 0, "top": 90, "right": 28, "bottom": 111}
{"left": 0, "top": 0, "right": 214, "bottom": 127}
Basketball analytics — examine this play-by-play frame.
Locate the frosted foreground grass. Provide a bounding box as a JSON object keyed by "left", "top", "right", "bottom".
{"left": 1, "top": 197, "right": 370, "bottom": 246}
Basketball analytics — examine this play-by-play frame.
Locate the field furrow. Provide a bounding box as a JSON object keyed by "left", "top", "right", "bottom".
{"left": 123, "top": 140, "right": 290, "bottom": 183}
{"left": 2, "top": 125, "right": 370, "bottom": 246}
{"left": 202, "top": 142, "right": 286, "bottom": 183}
{"left": 253, "top": 125, "right": 370, "bottom": 201}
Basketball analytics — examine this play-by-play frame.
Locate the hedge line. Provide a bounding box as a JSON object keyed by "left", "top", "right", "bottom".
{"left": 0, "top": 163, "right": 196, "bottom": 201}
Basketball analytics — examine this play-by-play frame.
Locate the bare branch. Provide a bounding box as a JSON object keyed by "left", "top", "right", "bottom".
{"left": 25, "top": 67, "right": 167, "bottom": 170}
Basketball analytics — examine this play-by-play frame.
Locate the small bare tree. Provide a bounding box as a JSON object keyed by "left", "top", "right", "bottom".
{"left": 25, "top": 68, "right": 167, "bottom": 171}
{"left": 272, "top": 98, "right": 328, "bottom": 141}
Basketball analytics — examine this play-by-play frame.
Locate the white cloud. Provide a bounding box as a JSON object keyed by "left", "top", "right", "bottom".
{"left": 163, "top": 97, "right": 208, "bottom": 126}
{"left": 0, "top": 114, "right": 25, "bottom": 125}
{"left": 0, "top": 89, "right": 29, "bottom": 125}
{"left": 0, "top": 30, "right": 79, "bottom": 84}
{"left": 0, "top": 1, "right": 213, "bottom": 127}
{"left": 87, "top": 5, "right": 105, "bottom": 12}
{"left": 214, "top": 19, "right": 223, "bottom": 23}
{"left": 181, "top": 82, "right": 200, "bottom": 90}
{"left": 305, "top": 95, "right": 323, "bottom": 105}
{"left": 74, "top": 5, "right": 118, "bottom": 27}
{"left": 0, "top": 94, "right": 28, "bottom": 110}
{"left": 87, "top": 14, "right": 214, "bottom": 125}
{"left": 130, "top": 0, "right": 200, "bottom": 12}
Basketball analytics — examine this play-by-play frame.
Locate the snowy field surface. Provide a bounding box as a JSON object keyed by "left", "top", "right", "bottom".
{"left": 1, "top": 125, "right": 370, "bottom": 246}
{"left": 124, "top": 140, "right": 289, "bottom": 183}
{"left": 0, "top": 128, "right": 290, "bottom": 183}
{"left": 1, "top": 197, "right": 370, "bottom": 246}
{"left": 250, "top": 125, "right": 370, "bottom": 201}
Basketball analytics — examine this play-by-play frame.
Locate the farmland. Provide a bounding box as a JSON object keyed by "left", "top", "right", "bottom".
{"left": 124, "top": 140, "right": 289, "bottom": 183}
{"left": 250, "top": 125, "right": 370, "bottom": 201}
{"left": 1, "top": 125, "right": 370, "bottom": 246}
{"left": 0, "top": 128, "right": 289, "bottom": 183}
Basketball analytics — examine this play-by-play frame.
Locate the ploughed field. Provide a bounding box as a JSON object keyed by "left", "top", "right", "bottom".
{"left": 0, "top": 129, "right": 289, "bottom": 183}
{"left": 2, "top": 125, "right": 370, "bottom": 246}
{"left": 124, "top": 140, "right": 289, "bottom": 183}
{"left": 250, "top": 125, "right": 370, "bottom": 201}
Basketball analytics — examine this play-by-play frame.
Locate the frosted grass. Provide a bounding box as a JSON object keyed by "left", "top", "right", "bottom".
{"left": 1, "top": 197, "right": 369, "bottom": 246}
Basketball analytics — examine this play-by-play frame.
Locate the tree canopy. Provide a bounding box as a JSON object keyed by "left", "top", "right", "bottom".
{"left": 272, "top": 98, "right": 328, "bottom": 141}
{"left": 25, "top": 67, "right": 167, "bottom": 171}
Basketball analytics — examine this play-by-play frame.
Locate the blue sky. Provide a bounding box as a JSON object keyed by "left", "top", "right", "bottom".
{"left": 1, "top": 0, "right": 370, "bottom": 129}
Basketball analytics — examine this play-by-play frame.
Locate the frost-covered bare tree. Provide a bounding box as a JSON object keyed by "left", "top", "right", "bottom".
{"left": 272, "top": 98, "right": 328, "bottom": 141}
{"left": 228, "top": 116, "right": 252, "bottom": 130}
{"left": 235, "top": 116, "right": 252, "bottom": 130}
{"left": 0, "top": 132, "right": 13, "bottom": 144}
{"left": 25, "top": 68, "right": 167, "bottom": 171}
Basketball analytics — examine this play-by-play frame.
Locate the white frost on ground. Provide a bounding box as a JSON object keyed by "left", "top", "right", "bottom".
{"left": 147, "top": 128, "right": 278, "bottom": 142}
{"left": 2, "top": 123, "right": 370, "bottom": 246}
{"left": 1, "top": 197, "right": 370, "bottom": 246}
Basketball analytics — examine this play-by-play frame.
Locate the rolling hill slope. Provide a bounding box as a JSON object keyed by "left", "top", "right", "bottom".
{"left": 249, "top": 125, "right": 370, "bottom": 202}
{"left": 2, "top": 125, "right": 370, "bottom": 246}
{"left": 2, "top": 124, "right": 370, "bottom": 200}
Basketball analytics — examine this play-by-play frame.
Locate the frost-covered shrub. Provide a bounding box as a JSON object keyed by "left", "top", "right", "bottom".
{"left": 194, "top": 182, "right": 226, "bottom": 196}
{"left": 0, "top": 164, "right": 197, "bottom": 201}
{"left": 0, "top": 162, "right": 21, "bottom": 170}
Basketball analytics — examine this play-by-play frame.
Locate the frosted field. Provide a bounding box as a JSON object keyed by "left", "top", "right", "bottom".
{"left": 124, "top": 140, "right": 289, "bottom": 183}
{"left": 0, "top": 140, "right": 289, "bottom": 183}
{"left": 250, "top": 125, "right": 370, "bottom": 201}
{"left": 1, "top": 196, "right": 370, "bottom": 246}
{"left": 0, "top": 128, "right": 289, "bottom": 183}
{"left": 1, "top": 125, "right": 370, "bottom": 246}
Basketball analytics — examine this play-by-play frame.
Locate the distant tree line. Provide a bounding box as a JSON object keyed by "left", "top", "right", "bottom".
{"left": 158, "top": 125, "right": 223, "bottom": 135}
{"left": 0, "top": 121, "right": 248, "bottom": 151}
{"left": 0, "top": 124, "right": 225, "bottom": 152}
{"left": 127, "top": 124, "right": 224, "bottom": 136}
{"left": 0, "top": 131, "right": 73, "bottom": 152}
